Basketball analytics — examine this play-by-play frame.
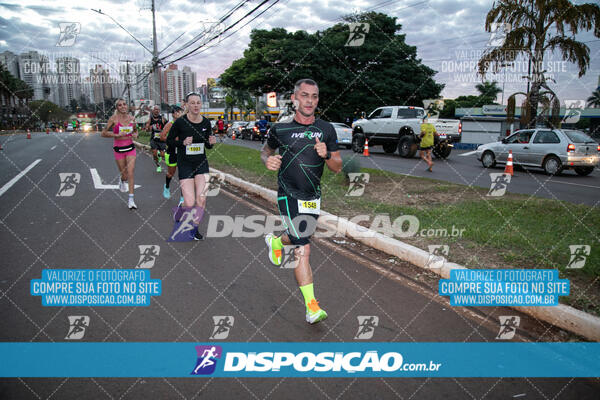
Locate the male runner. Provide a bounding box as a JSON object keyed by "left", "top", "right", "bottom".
{"left": 216, "top": 117, "right": 226, "bottom": 142}
{"left": 160, "top": 105, "right": 184, "bottom": 200}
{"left": 261, "top": 78, "right": 342, "bottom": 324}
{"left": 146, "top": 105, "right": 168, "bottom": 172}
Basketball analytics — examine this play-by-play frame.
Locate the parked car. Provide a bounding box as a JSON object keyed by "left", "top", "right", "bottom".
{"left": 351, "top": 106, "right": 460, "bottom": 159}
{"left": 476, "top": 128, "right": 600, "bottom": 176}
{"left": 241, "top": 122, "right": 267, "bottom": 141}
{"left": 229, "top": 121, "right": 247, "bottom": 137}
{"left": 331, "top": 122, "right": 352, "bottom": 149}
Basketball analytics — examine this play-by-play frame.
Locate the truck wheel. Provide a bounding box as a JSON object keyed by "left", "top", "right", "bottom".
{"left": 574, "top": 166, "right": 593, "bottom": 176}
{"left": 433, "top": 143, "right": 451, "bottom": 159}
{"left": 383, "top": 142, "right": 397, "bottom": 154}
{"left": 398, "top": 136, "right": 416, "bottom": 158}
{"left": 352, "top": 135, "right": 364, "bottom": 153}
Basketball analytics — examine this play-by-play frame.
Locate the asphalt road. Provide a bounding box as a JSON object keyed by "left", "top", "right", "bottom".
{"left": 0, "top": 132, "right": 598, "bottom": 399}
{"left": 228, "top": 136, "right": 600, "bottom": 206}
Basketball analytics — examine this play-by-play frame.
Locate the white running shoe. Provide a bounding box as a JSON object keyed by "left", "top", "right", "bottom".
{"left": 119, "top": 180, "right": 127, "bottom": 192}
{"left": 128, "top": 198, "right": 137, "bottom": 210}
{"left": 305, "top": 299, "right": 328, "bottom": 324}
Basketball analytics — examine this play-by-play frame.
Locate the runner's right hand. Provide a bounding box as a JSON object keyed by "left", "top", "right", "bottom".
{"left": 266, "top": 155, "right": 282, "bottom": 171}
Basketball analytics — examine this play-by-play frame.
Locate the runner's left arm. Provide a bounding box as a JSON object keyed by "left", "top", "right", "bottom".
{"left": 323, "top": 125, "right": 342, "bottom": 173}
{"left": 160, "top": 121, "right": 172, "bottom": 142}
{"left": 204, "top": 119, "right": 215, "bottom": 149}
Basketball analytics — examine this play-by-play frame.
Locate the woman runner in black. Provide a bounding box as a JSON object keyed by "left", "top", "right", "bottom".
{"left": 167, "top": 93, "right": 216, "bottom": 240}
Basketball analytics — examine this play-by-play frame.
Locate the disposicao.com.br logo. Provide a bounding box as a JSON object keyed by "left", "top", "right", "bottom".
{"left": 191, "top": 346, "right": 442, "bottom": 376}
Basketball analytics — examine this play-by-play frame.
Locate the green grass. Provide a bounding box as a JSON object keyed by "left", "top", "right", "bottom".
{"left": 206, "top": 144, "right": 600, "bottom": 282}
{"left": 135, "top": 129, "right": 151, "bottom": 145}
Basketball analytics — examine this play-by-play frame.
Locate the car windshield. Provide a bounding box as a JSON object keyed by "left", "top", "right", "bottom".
{"left": 333, "top": 123, "right": 351, "bottom": 128}
{"left": 563, "top": 130, "right": 594, "bottom": 143}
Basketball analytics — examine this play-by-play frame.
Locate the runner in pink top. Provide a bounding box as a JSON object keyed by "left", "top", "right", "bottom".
{"left": 101, "top": 98, "right": 139, "bottom": 209}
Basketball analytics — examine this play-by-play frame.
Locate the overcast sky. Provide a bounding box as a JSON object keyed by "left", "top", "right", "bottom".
{"left": 0, "top": 0, "right": 598, "bottom": 104}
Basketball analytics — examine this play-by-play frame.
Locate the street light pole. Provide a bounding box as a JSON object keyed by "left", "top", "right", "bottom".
{"left": 120, "top": 59, "right": 133, "bottom": 107}
{"left": 151, "top": 0, "right": 162, "bottom": 108}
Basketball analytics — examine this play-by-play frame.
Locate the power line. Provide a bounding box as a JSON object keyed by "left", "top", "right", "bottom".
{"left": 159, "top": 0, "right": 250, "bottom": 60}
{"left": 186, "top": 0, "right": 282, "bottom": 58}
{"left": 161, "top": 0, "right": 273, "bottom": 65}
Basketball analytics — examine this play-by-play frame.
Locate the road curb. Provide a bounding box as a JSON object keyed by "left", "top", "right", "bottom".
{"left": 208, "top": 166, "right": 600, "bottom": 342}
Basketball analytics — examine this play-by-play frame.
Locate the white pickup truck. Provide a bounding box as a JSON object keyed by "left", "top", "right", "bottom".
{"left": 351, "top": 106, "right": 461, "bottom": 158}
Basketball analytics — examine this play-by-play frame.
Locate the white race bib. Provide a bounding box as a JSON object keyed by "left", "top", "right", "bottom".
{"left": 186, "top": 143, "right": 205, "bottom": 155}
{"left": 298, "top": 198, "right": 321, "bottom": 214}
{"left": 119, "top": 126, "right": 133, "bottom": 136}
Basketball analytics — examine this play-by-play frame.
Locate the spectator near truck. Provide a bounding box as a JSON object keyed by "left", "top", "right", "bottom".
{"left": 351, "top": 106, "right": 461, "bottom": 159}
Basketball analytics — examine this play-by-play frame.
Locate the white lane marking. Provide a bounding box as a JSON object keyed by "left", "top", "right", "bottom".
{"left": 547, "top": 179, "right": 600, "bottom": 189}
{"left": 90, "top": 168, "right": 140, "bottom": 189}
{"left": 0, "top": 159, "right": 42, "bottom": 197}
{"left": 459, "top": 150, "right": 477, "bottom": 156}
{"left": 51, "top": 145, "right": 57, "bottom": 150}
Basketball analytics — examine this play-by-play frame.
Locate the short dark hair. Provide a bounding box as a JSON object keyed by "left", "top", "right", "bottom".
{"left": 294, "top": 79, "right": 318, "bottom": 94}
{"left": 185, "top": 92, "right": 201, "bottom": 102}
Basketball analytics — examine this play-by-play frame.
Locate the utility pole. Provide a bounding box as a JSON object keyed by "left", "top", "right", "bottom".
{"left": 120, "top": 59, "right": 133, "bottom": 108}
{"left": 151, "top": 0, "right": 162, "bottom": 108}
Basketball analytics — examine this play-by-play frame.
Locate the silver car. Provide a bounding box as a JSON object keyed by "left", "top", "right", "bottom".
{"left": 332, "top": 122, "right": 352, "bottom": 149}
{"left": 477, "top": 128, "right": 599, "bottom": 176}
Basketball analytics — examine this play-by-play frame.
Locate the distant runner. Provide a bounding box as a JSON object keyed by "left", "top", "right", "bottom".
{"left": 102, "top": 98, "right": 138, "bottom": 209}
{"left": 160, "top": 105, "right": 184, "bottom": 200}
{"left": 146, "top": 105, "right": 168, "bottom": 172}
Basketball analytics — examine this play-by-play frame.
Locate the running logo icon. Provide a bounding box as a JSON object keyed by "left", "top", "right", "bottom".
{"left": 426, "top": 245, "right": 449, "bottom": 269}
{"left": 169, "top": 207, "right": 202, "bottom": 241}
{"left": 205, "top": 173, "right": 224, "bottom": 197}
{"left": 56, "top": 22, "right": 81, "bottom": 47}
{"left": 563, "top": 100, "right": 585, "bottom": 124}
{"left": 496, "top": 316, "right": 520, "bottom": 340}
{"left": 355, "top": 316, "right": 379, "bottom": 340}
{"left": 191, "top": 345, "right": 222, "bottom": 375}
{"left": 566, "top": 245, "right": 590, "bottom": 269}
{"left": 345, "top": 23, "right": 370, "bottom": 46}
{"left": 137, "top": 245, "right": 160, "bottom": 268}
{"left": 65, "top": 316, "right": 89, "bottom": 340}
{"left": 281, "top": 246, "right": 304, "bottom": 269}
{"left": 488, "top": 173, "right": 511, "bottom": 196}
{"left": 209, "top": 316, "right": 234, "bottom": 340}
{"left": 56, "top": 173, "right": 80, "bottom": 197}
{"left": 346, "top": 173, "right": 369, "bottom": 197}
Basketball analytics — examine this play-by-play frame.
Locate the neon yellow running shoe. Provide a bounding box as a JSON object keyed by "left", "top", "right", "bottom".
{"left": 265, "top": 233, "right": 283, "bottom": 266}
{"left": 306, "top": 299, "right": 328, "bottom": 324}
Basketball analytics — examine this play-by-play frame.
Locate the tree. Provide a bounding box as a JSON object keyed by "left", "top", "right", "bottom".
{"left": 28, "top": 100, "right": 70, "bottom": 123}
{"left": 475, "top": 81, "right": 502, "bottom": 104}
{"left": 224, "top": 88, "right": 254, "bottom": 120}
{"left": 221, "top": 12, "right": 444, "bottom": 121}
{"left": 479, "top": 0, "right": 600, "bottom": 128}
{"left": 587, "top": 89, "right": 600, "bottom": 108}
{"left": 69, "top": 98, "right": 79, "bottom": 113}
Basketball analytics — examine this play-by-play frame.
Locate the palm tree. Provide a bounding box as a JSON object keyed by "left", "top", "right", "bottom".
{"left": 478, "top": 0, "right": 600, "bottom": 128}
{"left": 475, "top": 81, "right": 502, "bottom": 104}
{"left": 587, "top": 89, "right": 600, "bottom": 108}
